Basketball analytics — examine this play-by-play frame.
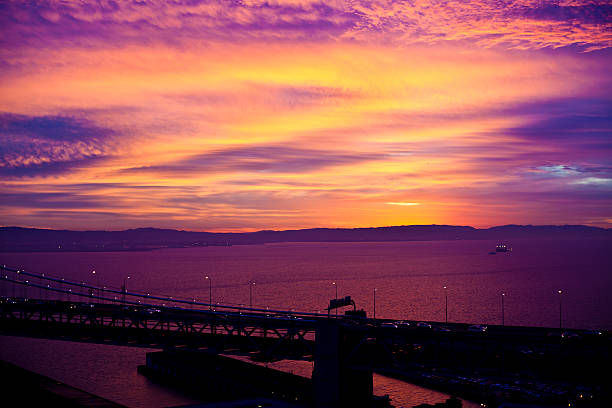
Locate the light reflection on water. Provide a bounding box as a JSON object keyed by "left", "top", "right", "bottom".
{"left": 233, "top": 356, "right": 481, "bottom": 408}
{"left": 374, "top": 374, "right": 481, "bottom": 408}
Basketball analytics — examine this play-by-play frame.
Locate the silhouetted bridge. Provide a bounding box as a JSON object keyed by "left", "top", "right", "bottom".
{"left": 1, "top": 264, "right": 611, "bottom": 407}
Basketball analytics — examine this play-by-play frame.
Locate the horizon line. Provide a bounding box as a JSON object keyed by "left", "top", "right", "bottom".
{"left": 2, "top": 223, "right": 610, "bottom": 234}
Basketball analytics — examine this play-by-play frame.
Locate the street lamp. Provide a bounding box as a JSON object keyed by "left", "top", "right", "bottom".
{"left": 444, "top": 286, "right": 448, "bottom": 323}
{"left": 501, "top": 292, "right": 505, "bottom": 326}
{"left": 332, "top": 282, "right": 338, "bottom": 316}
{"left": 249, "top": 281, "right": 255, "bottom": 309}
{"left": 38, "top": 273, "right": 43, "bottom": 299}
{"left": 373, "top": 288, "right": 377, "bottom": 320}
{"left": 123, "top": 276, "right": 130, "bottom": 304}
{"left": 205, "top": 275, "right": 212, "bottom": 310}
{"left": 92, "top": 270, "right": 99, "bottom": 303}
{"left": 558, "top": 290, "right": 563, "bottom": 329}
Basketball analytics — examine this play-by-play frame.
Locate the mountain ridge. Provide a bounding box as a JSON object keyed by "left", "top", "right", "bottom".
{"left": 1, "top": 224, "right": 610, "bottom": 252}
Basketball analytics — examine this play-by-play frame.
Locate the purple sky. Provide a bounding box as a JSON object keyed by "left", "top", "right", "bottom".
{"left": 1, "top": 1, "right": 611, "bottom": 231}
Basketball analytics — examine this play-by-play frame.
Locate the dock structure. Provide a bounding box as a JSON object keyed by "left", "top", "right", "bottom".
{"left": 1, "top": 264, "right": 611, "bottom": 407}
{"left": 139, "top": 350, "right": 312, "bottom": 404}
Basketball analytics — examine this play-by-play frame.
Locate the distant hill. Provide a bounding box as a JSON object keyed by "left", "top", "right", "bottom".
{"left": 0, "top": 224, "right": 610, "bottom": 252}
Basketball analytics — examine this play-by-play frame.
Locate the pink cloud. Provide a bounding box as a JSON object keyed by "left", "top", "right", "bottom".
{"left": 1, "top": 1, "right": 610, "bottom": 51}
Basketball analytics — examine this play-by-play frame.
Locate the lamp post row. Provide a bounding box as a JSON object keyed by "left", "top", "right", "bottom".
{"left": 8, "top": 270, "right": 567, "bottom": 326}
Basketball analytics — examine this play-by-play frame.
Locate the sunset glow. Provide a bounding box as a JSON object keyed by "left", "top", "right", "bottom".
{"left": 1, "top": 1, "right": 611, "bottom": 231}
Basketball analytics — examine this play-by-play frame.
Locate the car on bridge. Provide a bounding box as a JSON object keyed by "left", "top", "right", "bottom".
{"left": 468, "top": 324, "right": 488, "bottom": 332}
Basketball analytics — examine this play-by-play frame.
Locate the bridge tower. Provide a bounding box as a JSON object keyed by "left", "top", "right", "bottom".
{"left": 312, "top": 319, "right": 373, "bottom": 408}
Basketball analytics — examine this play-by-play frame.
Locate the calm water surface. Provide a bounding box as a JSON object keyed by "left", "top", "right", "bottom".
{"left": 1, "top": 239, "right": 610, "bottom": 407}
{"left": 0, "top": 335, "right": 198, "bottom": 408}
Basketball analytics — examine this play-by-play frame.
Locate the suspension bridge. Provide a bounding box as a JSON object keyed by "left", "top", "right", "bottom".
{"left": 1, "top": 264, "right": 610, "bottom": 407}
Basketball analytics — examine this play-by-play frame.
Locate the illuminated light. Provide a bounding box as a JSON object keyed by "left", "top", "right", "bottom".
{"left": 386, "top": 202, "right": 420, "bottom": 206}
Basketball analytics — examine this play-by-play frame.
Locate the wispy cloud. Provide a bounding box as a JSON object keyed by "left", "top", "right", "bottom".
{"left": 0, "top": 113, "right": 117, "bottom": 177}
{"left": 121, "top": 145, "right": 382, "bottom": 176}
{"left": 1, "top": 1, "right": 610, "bottom": 51}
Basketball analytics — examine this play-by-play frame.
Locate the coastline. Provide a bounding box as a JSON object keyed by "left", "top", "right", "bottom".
{"left": 0, "top": 359, "right": 127, "bottom": 407}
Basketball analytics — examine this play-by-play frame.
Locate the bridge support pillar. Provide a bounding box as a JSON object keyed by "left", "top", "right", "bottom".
{"left": 313, "top": 320, "right": 373, "bottom": 408}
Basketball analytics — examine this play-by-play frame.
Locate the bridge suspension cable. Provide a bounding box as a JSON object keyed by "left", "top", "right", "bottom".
{"left": 0, "top": 264, "right": 329, "bottom": 318}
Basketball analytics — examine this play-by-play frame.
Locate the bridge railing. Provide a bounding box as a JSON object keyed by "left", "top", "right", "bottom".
{"left": 0, "top": 264, "right": 334, "bottom": 319}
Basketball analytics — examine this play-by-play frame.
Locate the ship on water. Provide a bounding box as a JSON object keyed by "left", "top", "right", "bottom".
{"left": 495, "top": 244, "right": 511, "bottom": 252}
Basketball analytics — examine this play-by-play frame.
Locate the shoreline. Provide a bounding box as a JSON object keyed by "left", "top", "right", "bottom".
{"left": 0, "top": 359, "right": 127, "bottom": 407}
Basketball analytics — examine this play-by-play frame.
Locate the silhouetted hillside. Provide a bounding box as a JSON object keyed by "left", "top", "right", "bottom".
{"left": 0, "top": 224, "right": 610, "bottom": 252}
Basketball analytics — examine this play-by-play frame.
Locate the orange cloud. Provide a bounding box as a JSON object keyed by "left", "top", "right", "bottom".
{"left": 1, "top": 2, "right": 611, "bottom": 230}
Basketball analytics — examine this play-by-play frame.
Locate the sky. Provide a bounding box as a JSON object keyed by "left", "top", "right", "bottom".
{"left": 1, "top": 1, "right": 611, "bottom": 232}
